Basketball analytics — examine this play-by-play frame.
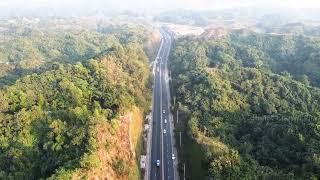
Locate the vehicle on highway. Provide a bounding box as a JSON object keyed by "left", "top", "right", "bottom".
{"left": 163, "top": 110, "right": 165, "bottom": 114}
{"left": 172, "top": 154, "right": 175, "bottom": 160}
{"left": 163, "top": 129, "right": 166, "bottom": 134}
{"left": 156, "top": 160, "right": 160, "bottom": 167}
{"left": 164, "top": 119, "right": 167, "bottom": 123}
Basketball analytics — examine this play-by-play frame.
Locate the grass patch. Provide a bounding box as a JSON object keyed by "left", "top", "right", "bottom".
{"left": 185, "top": 137, "right": 206, "bottom": 179}
{"left": 129, "top": 106, "right": 145, "bottom": 180}
{"left": 174, "top": 109, "right": 207, "bottom": 180}
{"left": 113, "top": 159, "right": 130, "bottom": 176}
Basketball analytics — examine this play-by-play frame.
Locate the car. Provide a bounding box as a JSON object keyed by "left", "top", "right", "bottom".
{"left": 163, "top": 129, "right": 166, "bottom": 134}
{"left": 156, "top": 160, "right": 160, "bottom": 167}
{"left": 163, "top": 110, "right": 165, "bottom": 114}
{"left": 172, "top": 154, "right": 175, "bottom": 160}
{"left": 164, "top": 119, "right": 167, "bottom": 123}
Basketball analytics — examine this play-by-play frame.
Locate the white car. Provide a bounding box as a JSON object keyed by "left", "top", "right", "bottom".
{"left": 163, "top": 110, "right": 165, "bottom": 114}
{"left": 163, "top": 129, "right": 166, "bottom": 134}
{"left": 164, "top": 119, "right": 167, "bottom": 123}
{"left": 172, "top": 154, "right": 175, "bottom": 160}
{"left": 156, "top": 160, "right": 160, "bottom": 167}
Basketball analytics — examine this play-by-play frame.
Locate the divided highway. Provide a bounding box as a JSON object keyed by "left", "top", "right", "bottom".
{"left": 149, "top": 29, "right": 175, "bottom": 180}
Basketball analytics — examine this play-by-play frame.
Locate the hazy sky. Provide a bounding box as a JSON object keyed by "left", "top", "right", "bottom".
{"left": 1, "top": 0, "right": 320, "bottom": 11}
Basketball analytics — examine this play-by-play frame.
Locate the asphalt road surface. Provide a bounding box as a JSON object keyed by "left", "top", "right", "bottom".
{"left": 150, "top": 29, "right": 175, "bottom": 180}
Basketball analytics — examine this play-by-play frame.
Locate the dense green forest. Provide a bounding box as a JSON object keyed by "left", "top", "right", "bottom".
{"left": 228, "top": 30, "right": 320, "bottom": 86}
{"left": 0, "top": 19, "right": 157, "bottom": 87}
{"left": 170, "top": 32, "right": 320, "bottom": 179}
{"left": 0, "top": 20, "right": 153, "bottom": 179}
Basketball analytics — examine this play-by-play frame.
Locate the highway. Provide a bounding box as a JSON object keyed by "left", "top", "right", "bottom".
{"left": 149, "top": 28, "right": 175, "bottom": 180}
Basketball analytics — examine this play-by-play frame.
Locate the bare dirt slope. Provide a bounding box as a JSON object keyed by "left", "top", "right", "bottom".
{"left": 73, "top": 106, "right": 144, "bottom": 180}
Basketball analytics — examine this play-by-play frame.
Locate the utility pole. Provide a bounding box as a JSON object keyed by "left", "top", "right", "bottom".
{"left": 179, "top": 131, "right": 182, "bottom": 147}
{"left": 171, "top": 80, "right": 173, "bottom": 98}
{"left": 183, "top": 163, "right": 186, "bottom": 180}
{"left": 176, "top": 110, "right": 178, "bottom": 123}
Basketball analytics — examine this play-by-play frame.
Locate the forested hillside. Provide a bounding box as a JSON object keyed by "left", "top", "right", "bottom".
{"left": 228, "top": 30, "right": 320, "bottom": 86}
{"left": 170, "top": 32, "right": 320, "bottom": 179}
{"left": 0, "top": 18, "right": 159, "bottom": 87}
{"left": 0, "top": 19, "right": 156, "bottom": 179}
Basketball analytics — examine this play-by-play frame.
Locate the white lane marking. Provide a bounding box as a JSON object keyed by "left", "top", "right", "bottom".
{"left": 159, "top": 30, "right": 164, "bottom": 180}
